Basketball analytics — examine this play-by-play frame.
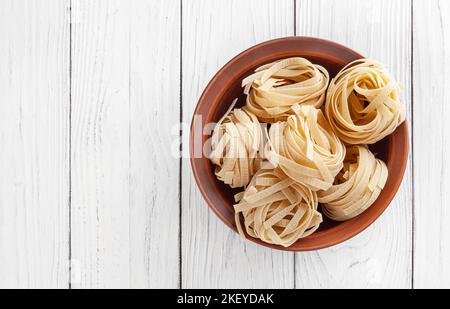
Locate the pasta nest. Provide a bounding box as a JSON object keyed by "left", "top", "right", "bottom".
{"left": 325, "top": 59, "right": 406, "bottom": 144}
{"left": 242, "top": 57, "right": 329, "bottom": 123}
{"left": 318, "top": 145, "right": 388, "bottom": 221}
{"left": 266, "top": 105, "right": 346, "bottom": 191}
{"left": 234, "top": 168, "right": 322, "bottom": 248}
{"left": 209, "top": 102, "right": 263, "bottom": 188}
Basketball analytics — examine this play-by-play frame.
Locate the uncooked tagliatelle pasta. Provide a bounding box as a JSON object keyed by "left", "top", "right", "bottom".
{"left": 318, "top": 145, "right": 388, "bottom": 221}
{"left": 205, "top": 55, "right": 403, "bottom": 248}
{"left": 242, "top": 57, "right": 329, "bottom": 123}
{"left": 234, "top": 168, "right": 322, "bottom": 247}
{"left": 265, "top": 105, "right": 346, "bottom": 191}
{"left": 209, "top": 99, "right": 263, "bottom": 188}
{"left": 325, "top": 59, "right": 406, "bottom": 144}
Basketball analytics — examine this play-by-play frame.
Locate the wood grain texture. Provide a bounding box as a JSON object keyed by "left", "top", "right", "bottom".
{"left": 129, "top": 0, "right": 180, "bottom": 288}
{"left": 295, "top": 0, "right": 413, "bottom": 288}
{"left": 0, "top": 0, "right": 70, "bottom": 288}
{"left": 71, "top": 0, "right": 180, "bottom": 288}
{"left": 413, "top": 0, "right": 450, "bottom": 289}
{"left": 181, "top": 0, "right": 295, "bottom": 288}
{"left": 71, "top": 0, "right": 131, "bottom": 288}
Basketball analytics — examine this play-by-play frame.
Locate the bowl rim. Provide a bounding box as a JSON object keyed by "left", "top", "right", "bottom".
{"left": 189, "top": 36, "right": 409, "bottom": 252}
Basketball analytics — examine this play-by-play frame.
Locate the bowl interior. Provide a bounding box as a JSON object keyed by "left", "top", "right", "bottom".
{"left": 191, "top": 37, "right": 408, "bottom": 251}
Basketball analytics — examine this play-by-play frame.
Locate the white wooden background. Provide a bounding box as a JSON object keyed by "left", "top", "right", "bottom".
{"left": 0, "top": 0, "right": 447, "bottom": 289}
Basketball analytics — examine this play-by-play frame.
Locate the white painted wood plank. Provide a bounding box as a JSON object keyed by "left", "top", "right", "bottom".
{"left": 182, "top": 0, "right": 295, "bottom": 288}
{"left": 295, "top": 0, "right": 413, "bottom": 288}
{"left": 71, "top": 0, "right": 180, "bottom": 289}
{"left": 0, "top": 0, "right": 70, "bottom": 288}
{"left": 129, "top": 0, "right": 180, "bottom": 288}
{"left": 71, "top": 0, "right": 131, "bottom": 288}
{"left": 413, "top": 0, "right": 450, "bottom": 289}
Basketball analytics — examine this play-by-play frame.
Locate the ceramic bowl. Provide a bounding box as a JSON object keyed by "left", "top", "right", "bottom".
{"left": 190, "top": 37, "right": 409, "bottom": 251}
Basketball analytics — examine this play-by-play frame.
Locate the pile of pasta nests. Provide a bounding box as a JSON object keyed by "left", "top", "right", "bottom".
{"left": 208, "top": 57, "right": 406, "bottom": 248}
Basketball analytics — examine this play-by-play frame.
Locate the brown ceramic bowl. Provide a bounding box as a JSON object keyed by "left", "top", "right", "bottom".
{"left": 190, "top": 37, "right": 409, "bottom": 251}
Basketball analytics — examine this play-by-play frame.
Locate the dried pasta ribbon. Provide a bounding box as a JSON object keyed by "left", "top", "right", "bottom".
{"left": 234, "top": 168, "right": 322, "bottom": 248}
{"left": 325, "top": 59, "right": 406, "bottom": 144}
{"left": 266, "top": 105, "right": 346, "bottom": 191}
{"left": 209, "top": 99, "right": 263, "bottom": 188}
{"left": 318, "top": 145, "right": 388, "bottom": 221}
{"left": 242, "top": 57, "right": 329, "bottom": 123}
